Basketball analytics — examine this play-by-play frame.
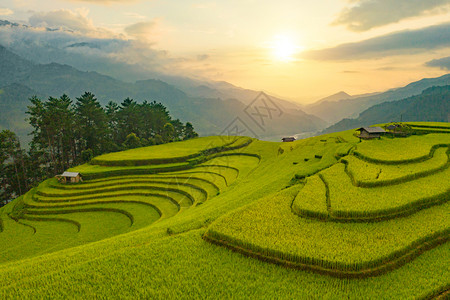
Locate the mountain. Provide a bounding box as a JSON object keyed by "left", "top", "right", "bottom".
{"left": 0, "top": 83, "right": 42, "bottom": 145}
{"left": 311, "top": 91, "right": 352, "bottom": 105}
{"left": 0, "top": 20, "right": 302, "bottom": 112}
{"left": 321, "top": 85, "right": 450, "bottom": 134}
{"left": 303, "top": 74, "right": 450, "bottom": 124}
{"left": 0, "top": 45, "right": 326, "bottom": 143}
{"left": 0, "top": 44, "right": 35, "bottom": 85}
{"left": 157, "top": 75, "right": 303, "bottom": 111}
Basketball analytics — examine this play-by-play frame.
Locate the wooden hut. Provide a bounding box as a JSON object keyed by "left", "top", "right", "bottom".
{"left": 56, "top": 172, "right": 83, "bottom": 184}
{"left": 282, "top": 137, "right": 296, "bottom": 142}
{"left": 356, "top": 127, "right": 386, "bottom": 139}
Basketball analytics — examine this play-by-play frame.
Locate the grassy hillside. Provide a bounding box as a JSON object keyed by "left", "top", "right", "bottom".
{"left": 0, "top": 124, "right": 448, "bottom": 298}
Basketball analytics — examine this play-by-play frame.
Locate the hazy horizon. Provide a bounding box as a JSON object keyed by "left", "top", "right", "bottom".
{"left": 1, "top": 0, "right": 450, "bottom": 103}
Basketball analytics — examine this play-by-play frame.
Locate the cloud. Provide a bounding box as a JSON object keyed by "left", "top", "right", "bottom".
{"left": 0, "top": 14, "right": 206, "bottom": 82}
{"left": 29, "top": 9, "right": 95, "bottom": 33}
{"left": 0, "top": 14, "right": 169, "bottom": 75}
{"left": 425, "top": 56, "right": 450, "bottom": 70}
{"left": 27, "top": 8, "right": 119, "bottom": 39}
{"left": 0, "top": 8, "right": 14, "bottom": 16}
{"left": 124, "top": 20, "right": 159, "bottom": 41}
{"left": 124, "top": 12, "right": 146, "bottom": 20}
{"left": 303, "top": 22, "right": 450, "bottom": 61}
{"left": 0, "top": 9, "right": 220, "bottom": 83}
{"left": 197, "top": 54, "right": 209, "bottom": 61}
{"left": 334, "top": 0, "right": 450, "bottom": 31}
{"left": 66, "top": 0, "right": 139, "bottom": 4}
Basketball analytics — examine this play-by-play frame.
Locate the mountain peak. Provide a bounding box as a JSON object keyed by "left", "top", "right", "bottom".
{"left": 310, "top": 91, "right": 352, "bottom": 106}
{"left": 334, "top": 91, "right": 351, "bottom": 97}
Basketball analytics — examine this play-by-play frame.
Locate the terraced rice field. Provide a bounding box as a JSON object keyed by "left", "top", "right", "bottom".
{"left": 0, "top": 123, "right": 449, "bottom": 298}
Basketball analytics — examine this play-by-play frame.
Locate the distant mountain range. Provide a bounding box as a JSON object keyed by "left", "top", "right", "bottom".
{"left": 321, "top": 85, "right": 450, "bottom": 134}
{"left": 2, "top": 38, "right": 449, "bottom": 145}
{"left": 306, "top": 91, "right": 380, "bottom": 108}
{"left": 1, "top": 18, "right": 449, "bottom": 143}
{"left": 0, "top": 44, "right": 326, "bottom": 145}
{"left": 303, "top": 74, "right": 450, "bottom": 125}
{"left": 0, "top": 83, "right": 42, "bottom": 145}
{"left": 0, "top": 19, "right": 303, "bottom": 112}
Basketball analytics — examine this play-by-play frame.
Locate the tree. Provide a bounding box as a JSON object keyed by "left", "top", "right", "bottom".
{"left": 117, "top": 98, "right": 140, "bottom": 143}
{"left": 75, "top": 92, "right": 108, "bottom": 155}
{"left": 26, "top": 95, "right": 54, "bottom": 172}
{"left": 15, "top": 91, "right": 200, "bottom": 203}
{"left": 26, "top": 144, "right": 47, "bottom": 187}
{"left": 123, "top": 133, "right": 141, "bottom": 149}
{"left": 183, "top": 122, "right": 198, "bottom": 140}
{"left": 81, "top": 149, "right": 94, "bottom": 163}
{"left": 170, "top": 119, "right": 184, "bottom": 141}
{"left": 0, "top": 130, "right": 27, "bottom": 204}
{"left": 139, "top": 101, "right": 155, "bottom": 140}
{"left": 105, "top": 101, "right": 120, "bottom": 144}
{"left": 44, "top": 94, "right": 76, "bottom": 173}
{"left": 154, "top": 134, "right": 164, "bottom": 145}
{"left": 150, "top": 102, "right": 171, "bottom": 136}
{"left": 162, "top": 123, "right": 175, "bottom": 142}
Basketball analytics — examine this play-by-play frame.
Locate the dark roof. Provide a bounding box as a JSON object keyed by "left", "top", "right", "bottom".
{"left": 357, "top": 127, "right": 386, "bottom": 134}
{"left": 282, "top": 137, "right": 295, "bottom": 140}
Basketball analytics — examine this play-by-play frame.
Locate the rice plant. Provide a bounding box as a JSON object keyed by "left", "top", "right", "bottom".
{"left": 0, "top": 127, "right": 448, "bottom": 299}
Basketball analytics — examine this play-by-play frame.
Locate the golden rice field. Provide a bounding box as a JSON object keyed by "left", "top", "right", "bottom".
{"left": 0, "top": 122, "right": 448, "bottom": 298}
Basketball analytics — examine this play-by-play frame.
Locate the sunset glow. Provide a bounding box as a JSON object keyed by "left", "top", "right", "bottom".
{"left": 0, "top": 0, "right": 448, "bottom": 102}
{"left": 270, "top": 34, "right": 302, "bottom": 62}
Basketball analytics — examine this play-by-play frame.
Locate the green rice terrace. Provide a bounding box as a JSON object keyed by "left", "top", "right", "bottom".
{"left": 0, "top": 123, "right": 449, "bottom": 298}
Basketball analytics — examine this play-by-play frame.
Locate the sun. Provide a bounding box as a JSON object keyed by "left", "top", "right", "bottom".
{"left": 270, "top": 34, "right": 302, "bottom": 62}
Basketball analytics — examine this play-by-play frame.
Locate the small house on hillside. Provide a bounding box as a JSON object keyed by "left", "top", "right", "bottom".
{"left": 282, "top": 137, "right": 296, "bottom": 142}
{"left": 56, "top": 172, "right": 83, "bottom": 184}
{"left": 357, "top": 127, "right": 386, "bottom": 139}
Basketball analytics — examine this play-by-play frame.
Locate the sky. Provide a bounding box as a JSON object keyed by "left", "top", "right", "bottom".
{"left": 1, "top": 0, "right": 450, "bottom": 103}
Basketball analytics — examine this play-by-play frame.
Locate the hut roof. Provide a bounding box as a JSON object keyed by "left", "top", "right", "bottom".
{"left": 357, "top": 127, "right": 386, "bottom": 133}
{"left": 60, "top": 172, "right": 81, "bottom": 177}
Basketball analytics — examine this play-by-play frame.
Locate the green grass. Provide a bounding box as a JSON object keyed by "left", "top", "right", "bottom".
{"left": 36, "top": 182, "right": 205, "bottom": 205}
{"left": 344, "top": 146, "right": 449, "bottom": 186}
{"left": 70, "top": 161, "right": 191, "bottom": 178}
{"left": 354, "top": 133, "right": 450, "bottom": 164}
{"left": 0, "top": 226, "right": 448, "bottom": 299}
{"left": 0, "top": 127, "right": 449, "bottom": 298}
{"left": 93, "top": 136, "right": 230, "bottom": 161}
{"left": 405, "top": 122, "right": 450, "bottom": 131}
{"left": 405, "top": 122, "right": 450, "bottom": 128}
{"left": 291, "top": 175, "right": 329, "bottom": 219}
{"left": 90, "top": 136, "right": 252, "bottom": 166}
{"left": 28, "top": 195, "right": 179, "bottom": 219}
{"left": 323, "top": 163, "right": 449, "bottom": 219}
{"left": 205, "top": 185, "right": 449, "bottom": 275}
{"left": 69, "top": 140, "right": 256, "bottom": 180}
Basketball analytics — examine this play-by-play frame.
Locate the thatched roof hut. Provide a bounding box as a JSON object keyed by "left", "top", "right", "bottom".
{"left": 56, "top": 172, "right": 83, "bottom": 184}
{"left": 357, "top": 127, "right": 386, "bottom": 139}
